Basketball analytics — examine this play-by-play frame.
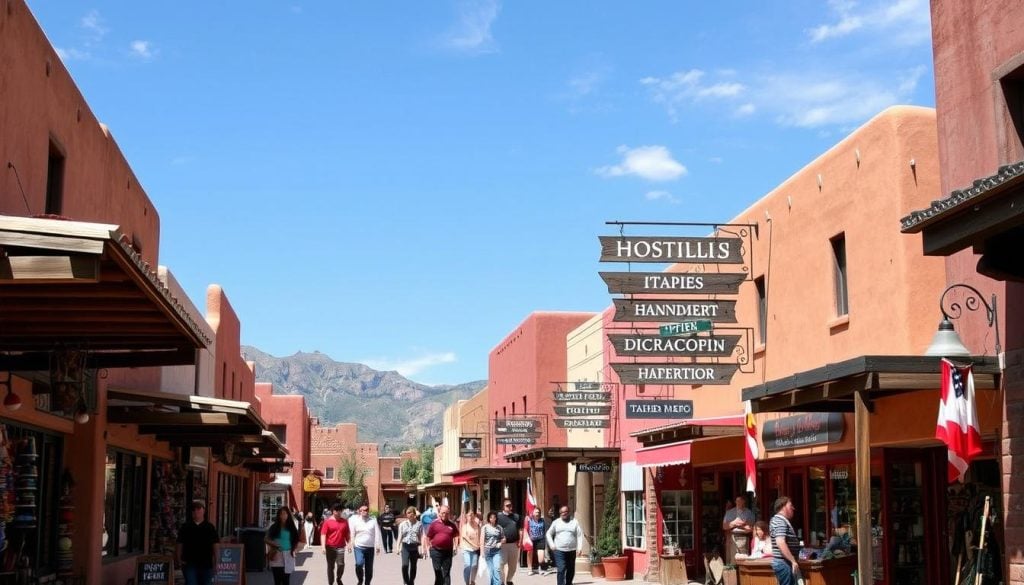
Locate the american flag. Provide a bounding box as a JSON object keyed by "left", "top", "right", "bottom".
{"left": 936, "top": 359, "right": 983, "bottom": 483}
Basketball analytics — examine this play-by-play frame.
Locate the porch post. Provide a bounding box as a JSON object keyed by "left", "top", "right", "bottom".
{"left": 854, "top": 389, "right": 873, "bottom": 584}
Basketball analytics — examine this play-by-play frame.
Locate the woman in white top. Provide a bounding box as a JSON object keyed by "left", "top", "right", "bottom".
{"left": 397, "top": 507, "right": 424, "bottom": 585}
{"left": 749, "top": 520, "right": 773, "bottom": 558}
{"left": 461, "top": 512, "right": 482, "bottom": 585}
{"left": 480, "top": 512, "right": 506, "bottom": 585}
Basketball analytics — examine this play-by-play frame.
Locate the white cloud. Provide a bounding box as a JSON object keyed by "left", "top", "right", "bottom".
{"left": 808, "top": 0, "right": 930, "bottom": 46}
{"left": 81, "top": 10, "right": 108, "bottom": 42}
{"left": 568, "top": 71, "right": 604, "bottom": 97}
{"left": 597, "top": 145, "right": 687, "bottom": 182}
{"left": 363, "top": 352, "right": 457, "bottom": 378}
{"left": 735, "top": 103, "right": 756, "bottom": 116}
{"left": 130, "top": 40, "right": 155, "bottom": 59}
{"left": 640, "top": 69, "right": 747, "bottom": 122}
{"left": 645, "top": 190, "right": 680, "bottom": 203}
{"left": 442, "top": 0, "right": 500, "bottom": 53}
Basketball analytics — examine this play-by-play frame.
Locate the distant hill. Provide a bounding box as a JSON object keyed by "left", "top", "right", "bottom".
{"left": 242, "top": 346, "right": 485, "bottom": 452}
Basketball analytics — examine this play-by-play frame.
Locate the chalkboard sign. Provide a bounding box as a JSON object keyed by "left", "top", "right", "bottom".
{"left": 213, "top": 543, "right": 245, "bottom": 584}
{"left": 135, "top": 555, "right": 173, "bottom": 585}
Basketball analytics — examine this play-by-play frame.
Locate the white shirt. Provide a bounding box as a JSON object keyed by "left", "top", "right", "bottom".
{"left": 546, "top": 517, "right": 584, "bottom": 552}
{"left": 348, "top": 515, "right": 383, "bottom": 549}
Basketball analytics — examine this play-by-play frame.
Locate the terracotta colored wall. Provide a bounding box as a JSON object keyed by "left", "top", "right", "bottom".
{"left": 255, "top": 383, "right": 311, "bottom": 506}
{"left": 206, "top": 285, "right": 255, "bottom": 403}
{"left": 487, "top": 312, "right": 596, "bottom": 466}
{"left": 310, "top": 424, "right": 382, "bottom": 509}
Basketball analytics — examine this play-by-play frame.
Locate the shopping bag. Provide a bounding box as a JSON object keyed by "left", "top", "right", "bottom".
{"left": 477, "top": 555, "right": 490, "bottom": 582}
{"left": 284, "top": 552, "right": 296, "bottom": 574}
{"left": 522, "top": 539, "right": 533, "bottom": 552}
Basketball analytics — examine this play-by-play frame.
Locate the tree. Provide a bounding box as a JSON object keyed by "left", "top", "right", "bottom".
{"left": 339, "top": 449, "right": 370, "bottom": 507}
{"left": 400, "top": 444, "right": 435, "bottom": 485}
{"left": 593, "top": 464, "right": 622, "bottom": 559}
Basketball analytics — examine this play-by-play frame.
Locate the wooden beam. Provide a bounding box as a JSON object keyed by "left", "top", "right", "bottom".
{"left": 0, "top": 231, "right": 105, "bottom": 254}
{"left": 854, "top": 389, "right": 873, "bottom": 584}
{"left": 107, "top": 411, "right": 237, "bottom": 425}
{"left": 0, "top": 255, "right": 100, "bottom": 282}
{"left": 921, "top": 184, "right": 1024, "bottom": 255}
{"left": 0, "top": 347, "right": 196, "bottom": 370}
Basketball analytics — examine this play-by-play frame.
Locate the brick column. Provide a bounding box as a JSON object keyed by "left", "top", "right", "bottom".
{"left": 1003, "top": 348, "right": 1024, "bottom": 585}
{"left": 645, "top": 467, "right": 660, "bottom": 581}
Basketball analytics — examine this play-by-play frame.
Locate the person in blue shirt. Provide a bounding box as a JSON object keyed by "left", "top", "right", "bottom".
{"left": 421, "top": 506, "right": 438, "bottom": 529}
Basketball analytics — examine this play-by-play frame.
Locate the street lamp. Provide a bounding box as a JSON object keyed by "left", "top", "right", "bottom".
{"left": 925, "top": 284, "right": 1001, "bottom": 360}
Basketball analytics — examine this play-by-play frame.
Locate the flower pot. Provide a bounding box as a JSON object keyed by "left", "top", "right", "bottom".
{"left": 590, "top": 560, "right": 605, "bottom": 578}
{"left": 601, "top": 556, "right": 628, "bottom": 581}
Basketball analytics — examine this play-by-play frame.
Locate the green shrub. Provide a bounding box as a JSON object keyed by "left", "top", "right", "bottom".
{"left": 593, "top": 464, "right": 622, "bottom": 559}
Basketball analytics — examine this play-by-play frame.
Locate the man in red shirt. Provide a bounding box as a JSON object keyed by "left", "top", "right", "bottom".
{"left": 423, "top": 505, "right": 460, "bottom": 585}
{"left": 322, "top": 503, "right": 352, "bottom": 585}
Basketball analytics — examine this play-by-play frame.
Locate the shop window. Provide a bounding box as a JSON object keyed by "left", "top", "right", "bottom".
{"left": 624, "top": 491, "right": 645, "bottom": 549}
{"left": 660, "top": 490, "right": 693, "bottom": 552}
{"left": 1000, "top": 64, "right": 1024, "bottom": 158}
{"left": 45, "top": 139, "right": 65, "bottom": 215}
{"left": 830, "top": 234, "right": 849, "bottom": 317}
{"left": 104, "top": 449, "right": 148, "bottom": 557}
{"left": 325, "top": 467, "right": 335, "bottom": 480}
{"left": 260, "top": 489, "right": 287, "bottom": 528}
{"left": 150, "top": 460, "right": 187, "bottom": 557}
{"left": 755, "top": 276, "right": 767, "bottom": 344}
{"left": 1, "top": 424, "right": 63, "bottom": 575}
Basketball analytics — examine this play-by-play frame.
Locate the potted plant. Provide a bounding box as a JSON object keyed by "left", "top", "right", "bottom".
{"left": 588, "top": 549, "right": 605, "bottom": 578}
{"left": 594, "top": 464, "right": 628, "bottom": 581}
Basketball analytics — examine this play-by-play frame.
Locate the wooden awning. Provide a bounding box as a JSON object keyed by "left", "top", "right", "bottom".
{"left": 107, "top": 387, "right": 288, "bottom": 463}
{"left": 0, "top": 215, "right": 210, "bottom": 370}
{"left": 503, "top": 447, "right": 621, "bottom": 464}
{"left": 630, "top": 414, "right": 745, "bottom": 447}
{"left": 741, "top": 355, "right": 1001, "bottom": 414}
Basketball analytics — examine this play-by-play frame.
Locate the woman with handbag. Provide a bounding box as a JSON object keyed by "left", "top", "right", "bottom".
{"left": 266, "top": 506, "right": 301, "bottom": 585}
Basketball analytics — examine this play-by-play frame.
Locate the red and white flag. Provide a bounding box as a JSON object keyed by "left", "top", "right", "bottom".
{"left": 936, "top": 359, "right": 983, "bottom": 483}
{"left": 744, "top": 401, "right": 758, "bottom": 493}
{"left": 525, "top": 477, "right": 537, "bottom": 517}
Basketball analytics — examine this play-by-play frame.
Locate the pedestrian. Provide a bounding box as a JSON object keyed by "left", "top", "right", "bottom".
{"left": 545, "top": 506, "right": 584, "bottom": 585}
{"left": 322, "top": 503, "right": 352, "bottom": 585}
{"left": 304, "top": 512, "right": 316, "bottom": 548}
{"left": 722, "top": 495, "right": 755, "bottom": 562}
{"left": 461, "top": 511, "right": 481, "bottom": 585}
{"left": 266, "top": 506, "right": 300, "bottom": 585}
{"left": 380, "top": 504, "right": 398, "bottom": 553}
{"left": 176, "top": 501, "right": 219, "bottom": 585}
{"left": 423, "top": 504, "right": 460, "bottom": 585}
{"left": 524, "top": 508, "right": 549, "bottom": 575}
{"left": 481, "top": 512, "right": 506, "bottom": 585}
{"left": 397, "top": 507, "right": 424, "bottom": 585}
{"left": 348, "top": 503, "right": 383, "bottom": 585}
{"left": 496, "top": 499, "right": 521, "bottom": 585}
{"left": 769, "top": 496, "right": 802, "bottom": 585}
{"left": 421, "top": 505, "right": 437, "bottom": 529}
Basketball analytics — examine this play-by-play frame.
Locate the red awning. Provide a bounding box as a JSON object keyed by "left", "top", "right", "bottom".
{"left": 636, "top": 440, "right": 692, "bottom": 468}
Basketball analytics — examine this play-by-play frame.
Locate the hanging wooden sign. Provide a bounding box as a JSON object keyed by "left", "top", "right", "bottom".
{"left": 494, "top": 418, "right": 541, "bottom": 434}
{"left": 612, "top": 299, "right": 737, "bottom": 323}
{"left": 599, "top": 236, "right": 744, "bottom": 264}
{"left": 600, "top": 271, "right": 746, "bottom": 295}
{"left": 762, "top": 413, "right": 845, "bottom": 451}
{"left": 611, "top": 363, "right": 738, "bottom": 385}
{"left": 608, "top": 333, "right": 741, "bottom": 357}
{"left": 496, "top": 436, "right": 537, "bottom": 445}
{"left": 553, "top": 405, "right": 612, "bottom": 417}
{"left": 554, "top": 418, "right": 610, "bottom": 429}
{"left": 625, "top": 400, "right": 694, "bottom": 419}
{"left": 553, "top": 391, "right": 612, "bottom": 403}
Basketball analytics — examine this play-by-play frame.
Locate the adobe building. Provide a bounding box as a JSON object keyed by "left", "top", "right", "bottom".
{"left": 900, "top": 2, "right": 1024, "bottom": 583}
{"left": 255, "top": 383, "right": 314, "bottom": 525}
{"left": 0, "top": 3, "right": 286, "bottom": 583}
{"left": 310, "top": 423, "right": 382, "bottom": 511}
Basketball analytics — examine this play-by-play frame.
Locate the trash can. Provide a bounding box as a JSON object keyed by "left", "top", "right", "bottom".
{"left": 237, "top": 527, "right": 267, "bottom": 572}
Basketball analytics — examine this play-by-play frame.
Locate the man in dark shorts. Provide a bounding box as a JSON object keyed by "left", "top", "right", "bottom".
{"left": 176, "top": 501, "right": 219, "bottom": 585}
{"left": 524, "top": 508, "right": 549, "bottom": 575}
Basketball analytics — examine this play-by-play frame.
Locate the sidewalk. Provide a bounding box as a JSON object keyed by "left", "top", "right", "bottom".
{"left": 245, "top": 548, "right": 633, "bottom": 585}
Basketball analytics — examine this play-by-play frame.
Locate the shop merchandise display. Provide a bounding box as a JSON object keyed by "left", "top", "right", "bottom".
{"left": 150, "top": 461, "right": 187, "bottom": 556}
{"left": 56, "top": 471, "right": 74, "bottom": 576}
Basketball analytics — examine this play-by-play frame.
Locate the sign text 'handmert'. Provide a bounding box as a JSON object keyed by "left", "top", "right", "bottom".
{"left": 554, "top": 418, "right": 610, "bottom": 429}
{"left": 600, "top": 272, "right": 746, "bottom": 295}
{"left": 625, "top": 399, "right": 694, "bottom": 419}
{"left": 611, "top": 363, "right": 738, "bottom": 385}
{"left": 599, "top": 236, "right": 744, "bottom": 264}
{"left": 608, "top": 333, "right": 740, "bottom": 357}
{"left": 612, "top": 299, "right": 737, "bottom": 323}
{"left": 553, "top": 391, "right": 612, "bottom": 403}
{"left": 496, "top": 436, "right": 537, "bottom": 445}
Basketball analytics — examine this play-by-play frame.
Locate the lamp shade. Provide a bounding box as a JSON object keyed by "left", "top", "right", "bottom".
{"left": 925, "top": 318, "right": 971, "bottom": 357}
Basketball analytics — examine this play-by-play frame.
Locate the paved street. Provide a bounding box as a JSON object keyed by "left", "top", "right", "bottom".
{"left": 245, "top": 548, "right": 616, "bottom": 585}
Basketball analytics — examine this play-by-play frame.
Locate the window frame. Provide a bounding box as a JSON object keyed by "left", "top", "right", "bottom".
{"left": 624, "top": 490, "right": 645, "bottom": 549}
{"left": 104, "top": 449, "right": 148, "bottom": 557}
{"left": 755, "top": 275, "right": 768, "bottom": 345}
{"left": 325, "top": 467, "right": 335, "bottom": 480}
{"left": 830, "top": 234, "right": 849, "bottom": 317}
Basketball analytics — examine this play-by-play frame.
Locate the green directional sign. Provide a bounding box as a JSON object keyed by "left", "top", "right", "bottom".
{"left": 659, "top": 320, "right": 713, "bottom": 337}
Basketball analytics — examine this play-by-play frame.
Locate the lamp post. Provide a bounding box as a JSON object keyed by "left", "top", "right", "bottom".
{"left": 925, "top": 284, "right": 1001, "bottom": 361}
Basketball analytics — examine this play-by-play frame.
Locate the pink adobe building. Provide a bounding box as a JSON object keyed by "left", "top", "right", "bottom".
{"left": 310, "top": 423, "right": 382, "bottom": 510}
{"left": 255, "top": 383, "right": 314, "bottom": 520}
{"left": 900, "top": 2, "right": 1024, "bottom": 583}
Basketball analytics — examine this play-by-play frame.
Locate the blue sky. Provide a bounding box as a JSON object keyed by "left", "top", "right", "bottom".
{"left": 29, "top": 1, "right": 935, "bottom": 385}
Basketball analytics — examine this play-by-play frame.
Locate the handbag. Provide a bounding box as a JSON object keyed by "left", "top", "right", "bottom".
{"left": 477, "top": 554, "right": 490, "bottom": 582}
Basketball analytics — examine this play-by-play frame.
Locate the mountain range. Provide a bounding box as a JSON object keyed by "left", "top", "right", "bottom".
{"left": 242, "top": 346, "right": 486, "bottom": 452}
